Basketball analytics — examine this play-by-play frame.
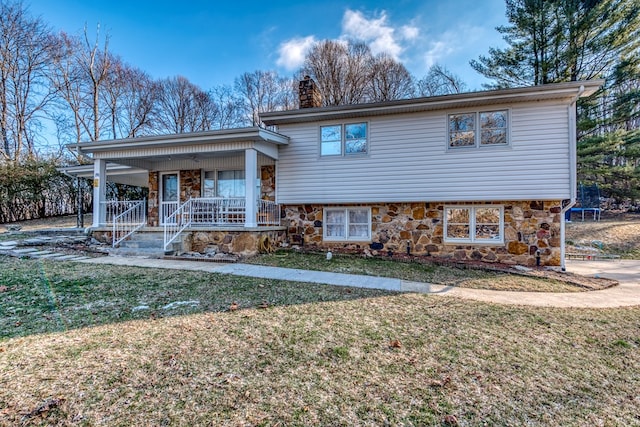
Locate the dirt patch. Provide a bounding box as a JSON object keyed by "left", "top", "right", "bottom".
{"left": 1, "top": 214, "right": 91, "bottom": 231}
{"left": 566, "top": 212, "right": 640, "bottom": 257}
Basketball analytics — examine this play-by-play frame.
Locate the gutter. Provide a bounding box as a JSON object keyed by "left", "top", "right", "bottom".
{"left": 560, "top": 84, "right": 585, "bottom": 271}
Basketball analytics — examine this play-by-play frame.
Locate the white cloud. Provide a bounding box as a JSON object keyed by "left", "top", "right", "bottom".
{"left": 424, "top": 38, "right": 457, "bottom": 68}
{"left": 401, "top": 25, "right": 420, "bottom": 41}
{"left": 276, "top": 36, "right": 317, "bottom": 70}
{"left": 341, "top": 9, "right": 419, "bottom": 60}
{"left": 274, "top": 9, "right": 421, "bottom": 72}
{"left": 421, "top": 25, "right": 485, "bottom": 68}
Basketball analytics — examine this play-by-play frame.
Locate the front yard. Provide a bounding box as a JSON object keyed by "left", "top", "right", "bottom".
{"left": 1, "top": 256, "right": 639, "bottom": 426}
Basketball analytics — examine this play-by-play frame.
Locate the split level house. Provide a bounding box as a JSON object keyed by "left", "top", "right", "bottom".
{"left": 63, "top": 78, "right": 603, "bottom": 269}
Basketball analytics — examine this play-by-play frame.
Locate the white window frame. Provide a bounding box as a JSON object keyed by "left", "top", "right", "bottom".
{"left": 323, "top": 207, "right": 372, "bottom": 242}
{"left": 443, "top": 205, "right": 505, "bottom": 244}
{"left": 447, "top": 110, "right": 509, "bottom": 149}
{"left": 320, "top": 122, "right": 369, "bottom": 157}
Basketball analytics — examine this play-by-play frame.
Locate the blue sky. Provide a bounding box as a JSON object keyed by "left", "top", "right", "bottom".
{"left": 28, "top": 0, "right": 508, "bottom": 91}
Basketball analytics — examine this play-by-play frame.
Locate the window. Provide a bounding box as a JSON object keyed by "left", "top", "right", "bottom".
{"left": 444, "top": 206, "right": 504, "bottom": 244}
{"left": 321, "top": 122, "right": 368, "bottom": 156}
{"left": 217, "top": 170, "right": 245, "bottom": 198}
{"left": 202, "top": 170, "right": 246, "bottom": 198}
{"left": 203, "top": 171, "right": 216, "bottom": 197}
{"left": 323, "top": 207, "right": 371, "bottom": 241}
{"left": 448, "top": 110, "right": 508, "bottom": 148}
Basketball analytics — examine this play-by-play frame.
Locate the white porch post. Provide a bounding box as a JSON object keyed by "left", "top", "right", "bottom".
{"left": 244, "top": 148, "right": 258, "bottom": 227}
{"left": 92, "top": 159, "right": 107, "bottom": 227}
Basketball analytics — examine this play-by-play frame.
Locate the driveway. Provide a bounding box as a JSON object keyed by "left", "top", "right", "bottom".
{"left": 427, "top": 259, "right": 640, "bottom": 308}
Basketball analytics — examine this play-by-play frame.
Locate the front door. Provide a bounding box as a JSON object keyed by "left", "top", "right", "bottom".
{"left": 160, "top": 172, "right": 179, "bottom": 224}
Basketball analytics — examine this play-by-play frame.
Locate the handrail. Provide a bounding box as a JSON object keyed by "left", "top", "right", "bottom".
{"left": 163, "top": 199, "right": 192, "bottom": 251}
{"left": 112, "top": 199, "right": 146, "bottom": 247}
{"left": 103, "top": 200, "right": 145, "bottom": 225}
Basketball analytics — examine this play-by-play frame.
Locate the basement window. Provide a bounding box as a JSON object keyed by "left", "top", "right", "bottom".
{"left": 323, "top": 207, "right": 371, "bottom": 241}
{"left": 444, "top": 206, "right": 504, "bottom": 244}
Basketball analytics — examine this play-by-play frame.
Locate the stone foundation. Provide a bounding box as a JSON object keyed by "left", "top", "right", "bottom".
{"left": 282, "top": 201, "right": 563, "bottom": 267}
{"left": 91, "top": 229, "right": 112, "bottom": 244}
{"left": 186, "top": 228, "right": 287, "bottom": 257}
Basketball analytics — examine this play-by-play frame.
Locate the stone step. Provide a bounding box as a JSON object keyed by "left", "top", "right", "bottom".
{"left": 11, "top": 248, "right": 38, "bottom": 254}
{"left": 23, "top": 237, "right": 53, "bottom": 245}
{"left": 38, "top": 253, "right": 67, "bottom": 259}
{"left": 27, "top": 250, "right": 54, "bottom": 258}
{"left": 55, "top": 254, "right": 85, "bottom": 261}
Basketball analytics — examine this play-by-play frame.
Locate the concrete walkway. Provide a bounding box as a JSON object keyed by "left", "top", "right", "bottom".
{"left": 81, "top": 256, "right": 640, "bottom": 308}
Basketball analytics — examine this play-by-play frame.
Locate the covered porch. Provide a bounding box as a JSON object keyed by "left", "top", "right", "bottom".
{"left": 67, "top": 127, "right": 289, "bottom": 251}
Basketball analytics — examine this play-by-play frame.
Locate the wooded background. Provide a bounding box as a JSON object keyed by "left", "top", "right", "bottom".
{"left": 1, "top": 0, "right": 639, "bottom": 222}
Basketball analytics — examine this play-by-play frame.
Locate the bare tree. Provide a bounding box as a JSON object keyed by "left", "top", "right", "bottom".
{"left": 416, "top": 64, "right": 468, "bottom": 97}
{"left": 302, "top": 40, "right": 373, "bottom": 106}
{"left": 49, "top": 32, "right": 85, "bottom": 146}
{"left": 367, "top": 54, "right": 414, "bottom": 102}
{"left": 49, "top": 26, "right": 113, "bottom": 144}
{"left": 0, "top": 1, "right": 57, "bottom": 161}
{"left": 102, "top": 58, "right": 157, "bottom": 138}
{"left": 209, "top": 84, "right": 244, "bottom": 129}
{"left": 80, "top": 25, "right": 111, "bottom": 141}
{"left": 235, "top": 70, "right": 293, "bottom": 126}
{"left": 154, "top": 75, "right": 216, "bottom": 134}
{"left": 277, "top": 76, "right": 298, "bottom": 110}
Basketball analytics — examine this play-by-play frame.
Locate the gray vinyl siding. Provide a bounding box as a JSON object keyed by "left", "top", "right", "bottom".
{"left": 275, "top": 101, "right": 571, "bottom": 204}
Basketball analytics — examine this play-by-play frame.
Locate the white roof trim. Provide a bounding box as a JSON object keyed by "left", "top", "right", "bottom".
{"left": 261, "top": 80, "right": 604, "bottom": 125}
{"left": 67, "top": 127, "right": 289, "bottom": 154}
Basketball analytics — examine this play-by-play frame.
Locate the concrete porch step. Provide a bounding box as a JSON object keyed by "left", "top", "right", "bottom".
{"left": 109, "top": 247, "right": 171, "bottom": 258}
{"left": 112, "top": 231, "right": 168, "bottom": 257}
{"left": 118, "top": 239, "right": 164, "bottom": 249}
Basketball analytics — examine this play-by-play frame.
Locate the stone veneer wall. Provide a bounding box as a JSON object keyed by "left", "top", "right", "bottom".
{"left": 180, "top": 169, "right": 202, "bottom": 200}
{"left": 146, "top": 170, "right": 201, "bottom": 226}
{"left": 260, "top": 165, "right": 275, "bottom": 201}
{"left": 282, "top": 201, "right": 563, "bottom": 267}
{"left": 148, "top": 172, "right": 159, "bottom": 226}
{"left": 187, "top": 229, "right": 287, "bottom": 256}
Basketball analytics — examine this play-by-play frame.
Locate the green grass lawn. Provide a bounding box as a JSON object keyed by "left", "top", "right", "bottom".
{"left": 247, "top": 250, "right": 593, "bottom": 292}
{"left": 0, "top": 256, "right": 391, "bottom": 340}
{"left": 1, "top": 255, "right": 639, "bottom": 425}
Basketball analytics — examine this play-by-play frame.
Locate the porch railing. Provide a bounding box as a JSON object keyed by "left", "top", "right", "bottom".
{"left": 102, "top": 200, "right": 145, "bottom": 225}
{"left": 163, "top": 197, "right": 281, "bottom": 251}
{"left": 163, "top": 199, "right": 193, "bottom": 251}
{"left": 190, "top": 197, "right": 246, "bottom": 226}
{"left": 257, "top": 199, "right": 280, "bottom": 225}
{"left": 112, "top": 199, "right": 146, "bottom": 247}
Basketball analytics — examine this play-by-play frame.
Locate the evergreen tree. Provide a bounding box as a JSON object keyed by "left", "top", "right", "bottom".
{"left": 474, "top": 0, "right": 640, "bottom": 204}
{"left": 471, "top": 0, "right": 640, "bottom": 88}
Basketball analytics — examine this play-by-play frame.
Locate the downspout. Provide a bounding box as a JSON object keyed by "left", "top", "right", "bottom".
{"left": 560, "top": 84, "right": 584, "bottom": 271}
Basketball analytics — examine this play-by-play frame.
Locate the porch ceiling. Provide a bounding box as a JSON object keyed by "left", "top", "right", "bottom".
{"left": 59, "top": 163, "right": 149, "bottom": 187}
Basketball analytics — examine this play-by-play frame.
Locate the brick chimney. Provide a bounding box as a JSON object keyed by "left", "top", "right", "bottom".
{"left": 299, "top": 76, "right": 322, "bottom": 108}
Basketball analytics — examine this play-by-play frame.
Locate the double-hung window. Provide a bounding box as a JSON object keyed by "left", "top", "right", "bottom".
{"left": 323, "top": 207, "right": 371, "bottom": 241}
{"left": 444, "top": 206, "right": 504, "bottom": 244}
{"left": 448, "top": 110, "right": 508, "bottom": 148}
{"left": 320, "top": 122, "right": 368, "bottom": 156}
